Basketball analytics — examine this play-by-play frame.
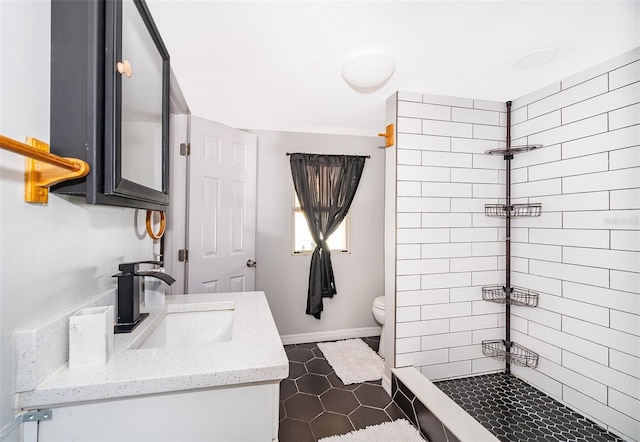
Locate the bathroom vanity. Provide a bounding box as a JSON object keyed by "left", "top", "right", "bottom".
{"left": 15, "top": 291, "right": 288, "bottom": 442}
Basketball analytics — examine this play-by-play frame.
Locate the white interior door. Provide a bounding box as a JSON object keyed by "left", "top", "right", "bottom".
{"left": 187, "top": 116, "right": 257, "bottom": 293}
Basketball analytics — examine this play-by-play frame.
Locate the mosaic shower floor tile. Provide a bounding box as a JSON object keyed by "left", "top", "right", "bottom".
{"left": 435, "top": 373, "right": 626, "bottom": 442}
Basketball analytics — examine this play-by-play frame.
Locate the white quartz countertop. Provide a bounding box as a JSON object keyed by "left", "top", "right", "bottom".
{"left": 17, "top": 291, "right": 289, "bottom": 409}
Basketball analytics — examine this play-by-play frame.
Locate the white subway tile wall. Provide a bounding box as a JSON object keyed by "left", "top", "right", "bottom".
{"left": 392, "top": 48, "right": 640, "bottom": 440}
{"left": 394, "top": 92, "right": 506, "bottom": 377}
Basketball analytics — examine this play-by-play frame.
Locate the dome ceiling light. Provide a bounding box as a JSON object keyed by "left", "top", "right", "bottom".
{"left": 342, "top": 51, "right": 396, "bottom": 91}
{"left": 513, "top": 48, "right": 558, "bottom": 70}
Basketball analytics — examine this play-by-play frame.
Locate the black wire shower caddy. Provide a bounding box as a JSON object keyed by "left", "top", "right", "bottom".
{"left": 480, "top": 101, "right": 542, "bottom": 372}
{"left": 484, "top": 203, "right": 542, "bottom": 218}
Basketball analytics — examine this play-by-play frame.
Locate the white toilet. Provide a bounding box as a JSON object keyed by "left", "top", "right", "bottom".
{"left": 371, "top": 296, "right": 385, "bottom": 357}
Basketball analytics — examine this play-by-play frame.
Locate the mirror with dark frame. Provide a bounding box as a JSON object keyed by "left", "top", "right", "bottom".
{"left": 104, "top": 0, "right": 170, "bottom": 205}
{"left": 50, "top": 0, "right": 170, "bottom": 211}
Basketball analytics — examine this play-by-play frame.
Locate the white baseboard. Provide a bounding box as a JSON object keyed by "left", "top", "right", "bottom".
{"left": 280, "top": 326, "right": 381, "bottom": 345}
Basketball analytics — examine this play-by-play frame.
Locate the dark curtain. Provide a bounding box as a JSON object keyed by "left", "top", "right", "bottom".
{"left": 289, "top": 153, "right": 366, "bottom": 319}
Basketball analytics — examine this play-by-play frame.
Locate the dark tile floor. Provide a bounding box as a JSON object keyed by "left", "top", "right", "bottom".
{"left": 435, "top": 373, "right": 626, "bottom": 442}
{"left": 278, "top": 336, "right": 407, "bottom": 442}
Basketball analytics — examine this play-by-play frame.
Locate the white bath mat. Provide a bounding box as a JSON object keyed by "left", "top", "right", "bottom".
{"left": 317, "top": 338, "right": 383, "bottom": 385}
{"left": 319, "top": 419, "right": 425, "bottom": 442}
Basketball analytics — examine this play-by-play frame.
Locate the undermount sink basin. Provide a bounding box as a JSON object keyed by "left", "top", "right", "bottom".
{"left": 138, "top": 304, "right": 234, "bottom": 349}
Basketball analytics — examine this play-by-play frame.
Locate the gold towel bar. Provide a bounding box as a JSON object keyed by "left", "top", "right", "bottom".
{"left": 0, "top": 134, "right": 90, "bottom": 204}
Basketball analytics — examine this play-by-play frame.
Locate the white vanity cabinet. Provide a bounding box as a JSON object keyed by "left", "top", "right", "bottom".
{"left": 37, "top": 382, "right": 280, "bottom": 442}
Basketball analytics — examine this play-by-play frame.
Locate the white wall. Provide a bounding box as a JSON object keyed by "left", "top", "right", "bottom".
{"left": 0, "top": 2, "right": 155, "bottom": 438}
{"left": 383, "top": 94, "right": 398, "bottom": 385}
{"left": 388, "top": 48, "right": 640, "bottom": 441}
{"left": 508, "top": 49, "right": 640, "bottom": 441}
{"left": 251, "top": 130, "right": 384, "bottom": 340}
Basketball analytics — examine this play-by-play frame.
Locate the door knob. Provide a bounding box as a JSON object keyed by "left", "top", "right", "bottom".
{"left": 246, "top": 259, "right": 257, "bottom": 268}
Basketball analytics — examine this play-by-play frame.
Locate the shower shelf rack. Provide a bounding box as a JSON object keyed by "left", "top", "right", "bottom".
{"left": 480, "top": 101, "right": 542, "bottom": 373}
{"left": 482, "top": 340, "right": 539, "bottom": 368}
{"left": 485, "top": 203, "right": 542, "bottom": 218}
{"left": 481, "top": 285, "right": 539, "bottom": 307}
{"left": 484, "top": 144, "right": 543, "bottom": 156}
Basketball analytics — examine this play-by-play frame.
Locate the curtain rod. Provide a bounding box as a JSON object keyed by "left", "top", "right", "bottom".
{"left": 286, "top": 152, "right": 370, "bottom": 159}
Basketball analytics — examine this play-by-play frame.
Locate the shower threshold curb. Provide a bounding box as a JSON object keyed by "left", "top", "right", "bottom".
{"left": 391, "top": 366, "right": 498, "bottom": 442}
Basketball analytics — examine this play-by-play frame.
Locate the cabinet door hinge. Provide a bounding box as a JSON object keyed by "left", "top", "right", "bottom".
{"left": 180, "top": 142, "right": 190, "bottom": 156}
{"left": 178, "top": 249, "right": 189, "bottom": 262}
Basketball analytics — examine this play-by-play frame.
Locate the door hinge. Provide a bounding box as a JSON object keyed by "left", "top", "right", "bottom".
{"left": 180, "top": 142, "right": 190, "bottom": 156}
{"left": 178, "top": 249, "right": 189, "bottom": 262}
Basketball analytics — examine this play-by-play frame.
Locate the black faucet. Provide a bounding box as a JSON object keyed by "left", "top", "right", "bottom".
{"left": 113, "top": 260, "right": 176, "bottom": 333}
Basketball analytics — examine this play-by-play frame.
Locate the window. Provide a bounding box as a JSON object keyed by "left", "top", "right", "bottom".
{"left": 292, "top": 193, "right": 350, "bottom": 255}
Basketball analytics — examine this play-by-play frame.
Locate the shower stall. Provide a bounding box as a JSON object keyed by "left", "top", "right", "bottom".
{"left": 383, "top": 48, "right": 640, "bottom": 442}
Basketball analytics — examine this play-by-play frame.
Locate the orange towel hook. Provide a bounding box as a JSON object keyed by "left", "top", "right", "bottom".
{"left": 377, "top": 123, "right": 394, "bottom": 148}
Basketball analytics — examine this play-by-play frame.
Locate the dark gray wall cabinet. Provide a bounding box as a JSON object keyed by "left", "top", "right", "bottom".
{"left": 51, "top": 0, "right": 170, "bottom": 210}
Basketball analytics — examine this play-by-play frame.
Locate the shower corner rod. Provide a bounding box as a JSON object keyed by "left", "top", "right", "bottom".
{"left": 0, "top": 134, "right": 90, "bottom": 204}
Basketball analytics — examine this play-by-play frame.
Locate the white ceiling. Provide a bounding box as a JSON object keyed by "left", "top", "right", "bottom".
{"left": 147, "top": 1, "right": 640, "bottom": 136}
